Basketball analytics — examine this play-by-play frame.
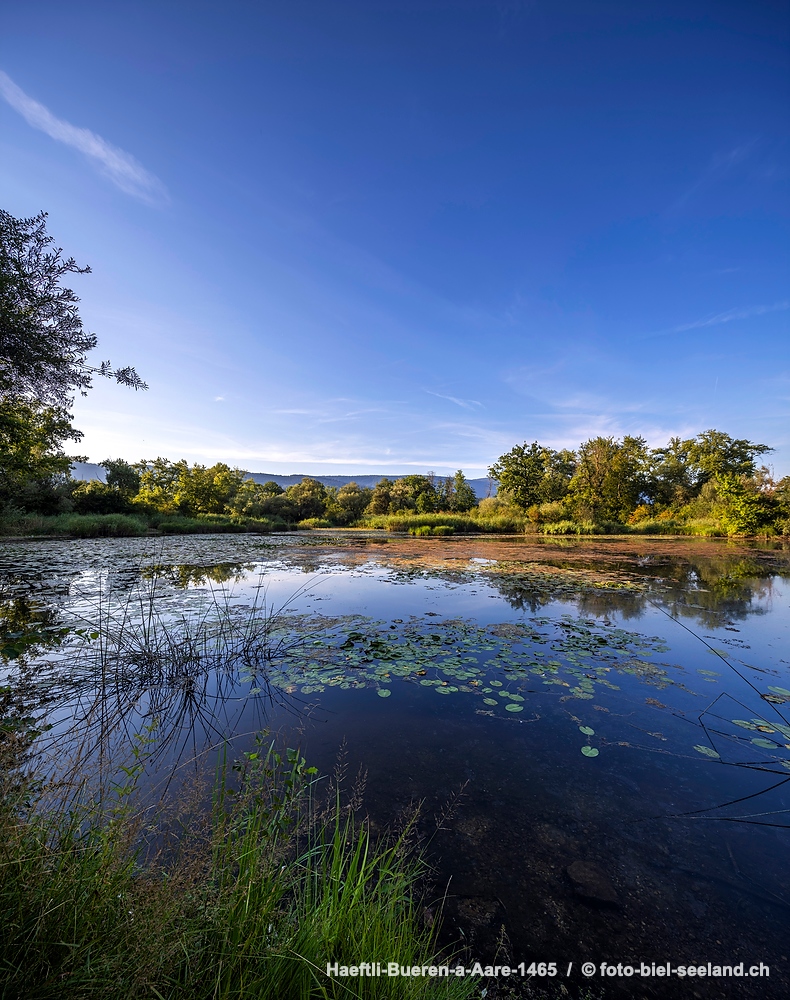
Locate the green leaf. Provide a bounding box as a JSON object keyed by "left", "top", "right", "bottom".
{"left": 581, "top": 746, "right": 599, "bottom": 757}
{"left": 579, "top": 725, "right": 595, "bottom": 736}
{"left": 377, "top": 689, "right": 391, "bottom": 698}
{"left": 693, "top": 745, "right": 720, "bottom": 759}
{"left": 505, "top": 703, "right": 523, "bottom": 713}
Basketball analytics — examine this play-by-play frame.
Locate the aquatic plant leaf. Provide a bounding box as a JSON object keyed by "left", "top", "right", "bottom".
{"left": 483, "top": 698, "right": 498, "bottom": 706}
{"left": 377, "top": 688, "right": 391, "bottom": 698}
{"left": 581, "top": 746, "right": 599, "bottom": 757}
{"left": 768, "top": 686, "right": 790, "bottom": 696}
{"left": 693, "top": 745, "right": 720, "bottom": 758}
{"left": 579, "top": 726, "right": 595, "bottom": 736}
{"left": 505, "top": 703, "right": 523, "bottom": 712}
{"left": 751, "top": 737, "right": 778, "bottom": 749}
{"left": 732, "top": 720, "right": 758, "bottom": 730}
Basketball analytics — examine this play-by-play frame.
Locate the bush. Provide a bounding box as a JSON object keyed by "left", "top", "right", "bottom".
{"left": 156, "top": 515, "right": 276, "bottom": 535}
{"left": 364, "top": 513, "right": 479, "bottom": 533}
{"left": 627, "top": 518, "right": 684, "bottom": 535}
{"left": 297, "top": 518, "right": 332, "bottom": 529}
{"left": 63, "top": 514, "right": 148, "bottom": 537}
{"left": 541, "top": 520, "right": 601, "bottom": 535}
{"left": 7, "top": 513, "right": 148, "bottom": 537}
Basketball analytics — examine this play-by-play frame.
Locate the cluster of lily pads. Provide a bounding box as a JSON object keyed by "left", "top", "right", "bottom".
{"left": 262, "top": 613, "right": 677, "bottom": 737}
{"left": 693, "top": 698, "right": 790, "bottom": 772}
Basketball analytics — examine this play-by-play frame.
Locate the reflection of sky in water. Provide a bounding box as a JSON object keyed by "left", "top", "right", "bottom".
{"left": 3, "top": 536, "right": 790, "bottom": 996}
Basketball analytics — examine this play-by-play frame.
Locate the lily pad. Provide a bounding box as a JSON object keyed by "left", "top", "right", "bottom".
{"left": 505, "top": 703, "right": 523, "bottom": 713}
{"left": 579, "top": 726, "right": 595, "bottom": 736}
{"left": 377, "top": 688, "right": 391, "bottom": 698}
{"left": 483, "top": 698, "right": 498, "bottom": 706}
{"left": 693, "top": 745, "right": 720, "bottom": 759}
{"left": 751, "top": 737, "right": 778, "bottom": 749}
{"left": 581, "top": 746, "right": 599, "bottom": 757}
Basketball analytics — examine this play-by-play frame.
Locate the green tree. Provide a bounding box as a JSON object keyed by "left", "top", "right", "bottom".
{"left": 285, "top": 478, "right": 328, "bottom": 520}
{"left": 567, "top": 436, "right": 649, "bottom": 522}
{"left": 714, "top": 473, "right": 773, "bottom": 536}
{"left": 389, "top": 475, "right": 436, "bottom": 513}
{"left": 133, "top": 458, "right": 189, "bottom": 513}
{"left": 101, "top": 458, "right": 141, "bottom": 496}
{"left": 646, "top": 436, "right": 696, "bottom": 508}
{"left": 539, "top": 448, "right": 577, "bottom": 502}
{"left": 450, "top": 470, "right": 477, "bottom": 512}
{"left": 488, "top": 442, "right": 546, "bottom": 512}
{"left": 0, "top": 209, "right": 145, "bottom": 406}
{"left": 686, "top": 430, "right": 772, "bottom": 488}
{"left": 71, "top": 480, "right": 132, "bottom": 515}
{"left": 328, "top": 482, "right": 373, "bottom": 524}
{"left": 0, "top": 398, "right": 82, "bottom": 512}
{"left": 366, "top": 477, "right": 392, "bottom": 515}
{"left": 174, "top": 463, "right": 246, "bottom": 515}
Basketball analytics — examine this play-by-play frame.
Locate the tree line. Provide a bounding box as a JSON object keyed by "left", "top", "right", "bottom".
{"left": 52, "top": 462, "right": 480, "bottom": 526}
{"left": 1, "top": 209, "right": 789, "bottom": 536}
{"left": 488, "top": 432, "right": 789, "bottom": 535}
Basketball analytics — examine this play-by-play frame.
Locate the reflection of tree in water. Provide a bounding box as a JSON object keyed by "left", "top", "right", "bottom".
{"left": 489, "top": 554, "right": 787, "bottom": 628}
{"left": 644, "top": 556, "right": 782, "bottom": 628}
{"left": 0, "top": 595, "right": 68, "bottom": 659}
{"left": 139, "top": 562, "right": 256, "bottom": 589}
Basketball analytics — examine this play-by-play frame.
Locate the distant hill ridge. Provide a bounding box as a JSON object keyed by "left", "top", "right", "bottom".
{"left": 71, "top": 463, "right": 496, "bottom": 499}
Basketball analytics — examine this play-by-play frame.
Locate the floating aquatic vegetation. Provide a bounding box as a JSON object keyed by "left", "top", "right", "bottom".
{"left": 581, "top": 746, "right": 599, "bottom": 758}
{"left": 254, "top": 611, "right": 683, "bottom": 764}
{"left": 693, "top": 745, "right": 721, "bottom": 758}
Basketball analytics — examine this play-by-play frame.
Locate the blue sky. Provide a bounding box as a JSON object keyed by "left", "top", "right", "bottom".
{"left": 2, "top": 1, "right": 788, "bottom": 476}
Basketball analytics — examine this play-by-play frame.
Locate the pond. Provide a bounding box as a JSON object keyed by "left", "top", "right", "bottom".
{"left": 2, "top": 531, "right": 789, "bottom": 999}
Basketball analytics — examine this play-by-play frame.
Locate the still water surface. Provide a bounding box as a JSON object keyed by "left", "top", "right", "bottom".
{"left": 2, "top": 532, "right": 789, "bottom": 998}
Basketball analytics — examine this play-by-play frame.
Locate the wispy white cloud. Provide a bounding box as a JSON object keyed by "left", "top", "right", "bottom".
{"left": 670, "top": 140, "right": 757, "bottom": 214}
{"left": 424, "top": 389, "right": 483, "bottom": 410}
{"left": 651, "top": 300, "right": 790, "bottom": 338}
{"left": 0, "top": 70, "right": 168, "bottom": 205}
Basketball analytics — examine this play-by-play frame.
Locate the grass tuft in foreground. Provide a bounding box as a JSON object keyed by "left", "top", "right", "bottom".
{"left": 0, "top": 736, "right": 476, "bottom": 999}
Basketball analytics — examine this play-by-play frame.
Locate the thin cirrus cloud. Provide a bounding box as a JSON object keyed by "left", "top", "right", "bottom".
{"left": 0, "top": 70, "right": 168, "bottom": 205}
{"left": 646, "top": 300, "right": 790, "bottom": 339}
{"left": 425, "top": 389, "right": 483, "bottom": 410}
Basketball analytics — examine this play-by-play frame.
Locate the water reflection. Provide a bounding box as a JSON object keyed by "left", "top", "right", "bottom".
{"left": 1, "top": 534, "right": 789, "bottom": 997}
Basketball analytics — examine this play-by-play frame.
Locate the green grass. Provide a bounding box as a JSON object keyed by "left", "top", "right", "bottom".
{"left": 0, "top": 739, "right": 476, "bottom": 1000}
{"left": 362, "top": 513, "right": 526, "bottom": 534}
{"left": 0, "top": 512, "right": 281, "bottom": 538}
{"left": 0, "top": 512, "right": 149, "bottom": 538}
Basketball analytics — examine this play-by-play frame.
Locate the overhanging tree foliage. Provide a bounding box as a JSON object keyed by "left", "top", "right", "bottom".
{"left": 0, "top": 209, "right": 146, "bottom": 406}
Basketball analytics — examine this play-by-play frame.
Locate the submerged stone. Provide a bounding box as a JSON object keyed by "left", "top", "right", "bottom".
{"left": 566, "top": 860, "right": 620, "bottom": 906}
